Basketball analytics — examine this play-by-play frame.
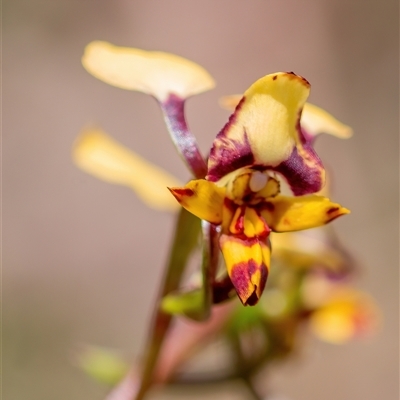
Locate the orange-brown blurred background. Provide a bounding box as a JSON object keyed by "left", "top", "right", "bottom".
{"left": 4, "top": 1, "right": 399, "bottom": 399}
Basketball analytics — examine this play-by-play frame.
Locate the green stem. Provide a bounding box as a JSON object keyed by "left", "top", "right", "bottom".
{"left": 134, "top": 208, "right": 201, "bottom": 400}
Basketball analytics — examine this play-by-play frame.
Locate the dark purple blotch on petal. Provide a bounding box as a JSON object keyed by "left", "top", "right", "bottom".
{"left": 207, "top": 97, "right": 255, "bottom": 182}
{"left": 230, "top": 259, "right": 268, "bottom": 306}
{"left": 273, "top": 145, "right": 324, "bottom": 196}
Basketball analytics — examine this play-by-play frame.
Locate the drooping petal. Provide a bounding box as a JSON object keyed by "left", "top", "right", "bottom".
{"left": 259, "top": 195, "right": 349, "bottom": 232}
{"left": 301, "top": 103, "right": 353, "bottom": 142}
{"left": 168, "top": 180, "right": 225, "bottom": 224}
{"left": 82, "top": 41, "right": 215, "bottom": 102}
{"left": 220, "top": 234, "right": 270, "bottom": 305}
{"left": 73, "top": 128, "right": 181, "bottom": 211}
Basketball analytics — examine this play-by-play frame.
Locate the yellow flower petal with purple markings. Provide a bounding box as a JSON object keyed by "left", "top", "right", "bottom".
{"left": 260, "top": 195, "right": 350, "bottom": 232}
{"left": 73, "top": 128, "right": 182, "bottom": 211}
{"left": 301, "top": 103, "right": 353, "bottom": 140}
{"left": 220, "top": 234, "right": 270, "bottom": 305}
{"left": 243, "top": 208, "right": 269, "bottom": 238}
{"left": 208, "top": 73, "right": 328, "bottom": 195}
{"left": 208, "top": 73, "right": 309, "bottom": 179}
{"left": 227, "top": 173, "right": 251, "bottom": 202}
{"left": 82, "top": 41, "right": 215, "bottom": 102}
{"left": 168, "top": 180, "right": 225, "bottom": 224}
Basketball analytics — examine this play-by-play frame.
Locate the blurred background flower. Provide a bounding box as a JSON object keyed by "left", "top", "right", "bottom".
{"left": 4, "top": 1, "right": 398, "bottom": 399}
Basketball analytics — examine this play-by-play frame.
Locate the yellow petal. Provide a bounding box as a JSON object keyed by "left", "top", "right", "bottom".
{"left": 271, "top": 231, "right": 346, "bottom": 272}
{"left": 209, "top": 73, "right": 309, "bottom": 178}
{"left": 260, "top": 195, "right": 350, "bottom": 232}
{"left": 82, "top": 41, "right": 215, "bottom": 102}
{"left": 209, "top": 73, "right": 327, "bottom": 195}
{"left": 220, "top": 96, "right": 353, "bottom": 140}
{"left": 309, "top": 289, "right": 379, "bottom": 344}
{"left": 301, "top": 103, "right": 353, "bottom": 139}
{"left": 220, "top": 234, "right": 270, "bottom": 305}
{"left": 243, "top": 207, "right": 269, "bottom": 238}
{"left": 73, "top": 127, "right": 182, "bottom": 211}
{"left": 168, "top": 180, "right": 225, "bottom": 224}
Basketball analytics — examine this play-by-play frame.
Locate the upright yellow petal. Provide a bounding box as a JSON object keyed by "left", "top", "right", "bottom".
{"left": 73, "top": 128, "right": 182, "bottom": 211}
{"left": 208, "top": 73, "right": 310, "bottom": 182}
{"left": 82, "top": 41, "right": 215, "bottom": 102}
{"left": 169, "top": 180, "right": 225, "bottom": 224}
{"left": 220, "top": 96, "right": 353, "bottom": 140}
{"left": 260, "top": 195, "right": 349, "bottom": 232}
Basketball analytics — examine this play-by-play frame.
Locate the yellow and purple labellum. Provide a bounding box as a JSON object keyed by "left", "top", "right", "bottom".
{"left": 220, "top": 234, "right": 271, "bottom": 306}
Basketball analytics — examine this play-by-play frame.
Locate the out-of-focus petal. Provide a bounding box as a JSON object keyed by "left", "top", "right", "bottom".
{"left": 260, "top": 195, "right": 349, "bottom": 232}
{"left": 309, "top": 289, "right": 379, "bottom": 344}
{"left": 73, "top": 128, "right": 181, "bottom": 211}
{"left": 169, "top": 180, "right": 225, "bottom": 224}
{"left": 220, "top": 234, "right": 270, "bottom": 305}
{"left": 82, "top": 41, "right": 215, "bottom": 102}
{"left": 271, "top": 231, "right": 347, "bottom": 272}
{"left": 218, "top": 94, "right": 242, "bottom": 111}
{"left": 75, "top": 345, "right": 129, "bottom": 386}
{"left": 301, "top": 103, "right": 353, "bottom": 141}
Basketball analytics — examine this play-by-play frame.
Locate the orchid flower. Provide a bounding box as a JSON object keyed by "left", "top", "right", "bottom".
{"left": 169, "top": 72, "right": 350, "bottom": 305}
{"left": 75, "top": 41, "right": 356, "bottom": 400}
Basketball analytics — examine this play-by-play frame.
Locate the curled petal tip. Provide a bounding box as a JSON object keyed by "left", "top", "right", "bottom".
{"left": 168, "top": 187, "right": 194, "bottom": 203}
{"left": 168, "top": 180, "right": 225, "bottom": 224}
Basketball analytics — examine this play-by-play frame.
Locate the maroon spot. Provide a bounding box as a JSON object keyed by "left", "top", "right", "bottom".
{"left": 172, "top": 188, "right": 194, "bottom": 197}
{"left": 223, "top": 197, "right": 236, "bottom": 211}
{"left": 327, "top": 206, "right": 340, "bottom": 215}
{"left": 284, "top": 72, "right": 310, "bottom": 87}
{"left": 207, "top": 98, "right": 255, "bottom": 182}
{"left": 273, "top": 75, "right": 278, "bottom": 81}
{"left": 230, "top": 259, "right": 268, "bottom": 306}
{"left": 273, "top": 146, "right": 323, "bottom": 195}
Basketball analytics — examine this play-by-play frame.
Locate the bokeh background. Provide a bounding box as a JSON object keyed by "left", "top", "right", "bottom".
{"left": 3, "top": 0, "right": 399, "bottom": 399}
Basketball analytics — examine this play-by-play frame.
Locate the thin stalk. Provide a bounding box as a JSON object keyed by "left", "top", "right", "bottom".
{"left": 160, "top": 94, "right": 208, "bottom": 179}
{"left": 133, "top": 208, "right": 201, "bottom": 400}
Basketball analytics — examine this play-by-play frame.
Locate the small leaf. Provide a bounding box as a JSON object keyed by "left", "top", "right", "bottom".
{"left": 161, "top": 288, "right": 208, "bottom": 321}
{"left": 75, "top": 345, "right": 129, "bottom": 386}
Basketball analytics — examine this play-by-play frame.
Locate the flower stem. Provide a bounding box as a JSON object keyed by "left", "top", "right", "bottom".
{"left": 160, "top": 94, "right": 208, "bottom": 179}
{"left": 122, "top": 208, "right": 201, "bottom": 400}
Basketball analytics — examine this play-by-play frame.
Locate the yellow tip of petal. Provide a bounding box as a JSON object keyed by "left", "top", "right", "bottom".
{"left": 73, "top": 127, "right": 182, "bottom": 211}
{"left": 302, "top": 103, "right": 353, "bottom": 139}
{"left": 82, "top": 41, "right": 215, "bottom": 101}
